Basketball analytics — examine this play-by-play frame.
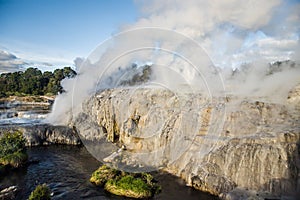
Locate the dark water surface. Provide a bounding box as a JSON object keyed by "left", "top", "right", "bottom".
{"left": 0, "top": 145, "right": 218, "bottom": 200}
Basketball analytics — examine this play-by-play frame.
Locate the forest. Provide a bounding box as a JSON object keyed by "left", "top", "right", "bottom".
{"left": 0, "top": 67, "right": 76, "bottom": 97}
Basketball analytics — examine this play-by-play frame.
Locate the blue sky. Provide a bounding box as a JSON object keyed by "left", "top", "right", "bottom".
{"left": 0, "top": 0, "right": 137, "bottom": 71}
{"left": 0, "top": 0, "right": 299, "bottom": 73}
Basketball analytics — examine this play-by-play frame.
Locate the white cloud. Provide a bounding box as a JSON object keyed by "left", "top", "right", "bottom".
{"left": 0, "top": 48, "right": 75, "bottom": 74}
{"left": 0, "top": 50, "right": 27, "bottom": 73}
{"left": 0, "top": 50, "right": 17, "bottom": 61}
{"left": 128, "top": 0, "right": 299, "bottom": 67}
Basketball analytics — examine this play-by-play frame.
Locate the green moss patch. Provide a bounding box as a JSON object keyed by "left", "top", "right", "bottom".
{"left": 90, "top": 165, "right": 161, "bottom": 199}
{"left": 90, "top": 164, "right": 119, "bottom": 186}
{"left": 105, "top": 175, "right": 152, "bottom": 198}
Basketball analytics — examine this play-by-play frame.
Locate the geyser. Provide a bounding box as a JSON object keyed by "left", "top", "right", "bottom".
{"left": 46, "top": 0, "right": 300, "bottom": 198}
{"left": 47, "top": 0, "right": 300, "bottom": 126}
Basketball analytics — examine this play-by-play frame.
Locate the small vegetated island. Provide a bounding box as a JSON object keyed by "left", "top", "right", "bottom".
{"left": 90, "top": 165, "right": 161, "bottom": 198}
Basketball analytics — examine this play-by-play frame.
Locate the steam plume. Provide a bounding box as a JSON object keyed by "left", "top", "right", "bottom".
{"left": 46, "top": 0, "right": 300, "bottom": 125}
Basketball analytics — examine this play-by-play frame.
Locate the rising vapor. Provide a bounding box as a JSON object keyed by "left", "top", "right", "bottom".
{"left": 46, "top": 0, "right": 300, "bottom": 125}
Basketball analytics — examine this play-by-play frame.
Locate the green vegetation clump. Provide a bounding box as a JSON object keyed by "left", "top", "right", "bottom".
{"left": 0, "top": 67, "right": 76, "bottom": 97}
{"left": 105, "top": 175, "right": 152, "bottom": 198}
{"left": 0, "top": 131, "right": 28, "bottom": 168}
{"left": 28, "top": 184, "right": 51, "bottom": 200}
{"left": 90, "top": 165, "right": 161, "bottom": 199}
{"left": 90, "top": 164, "right": 119, "bottom": 186}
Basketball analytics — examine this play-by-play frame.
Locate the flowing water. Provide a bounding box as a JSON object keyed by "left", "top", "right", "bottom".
{"left": 0, "top": 145, "right": 218, "bottom": 200}
{"left": 0, "top": 102, "right": 49, "bottom": 125}
{"left": 0, "top": 102, "right": 218, "bottom": 199}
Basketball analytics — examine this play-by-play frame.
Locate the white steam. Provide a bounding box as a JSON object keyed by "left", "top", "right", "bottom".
{"left": 132, "top": 0, "right": 299, "bottom": 66}
{"left": 46, "top": 0, "right": 300, "bottom": 125}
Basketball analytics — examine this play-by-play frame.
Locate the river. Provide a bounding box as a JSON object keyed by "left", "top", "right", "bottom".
{"left": 0, "top": 145, "right": 218, "bottom": 200}
{"left": 0, "top": 102, "right": 218, "bottom": 199}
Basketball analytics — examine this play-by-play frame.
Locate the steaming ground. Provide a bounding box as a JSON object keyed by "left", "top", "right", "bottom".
{"left": 46, "top": 60, "right": 300, "bottom": 126}
{"left": 46, "top": 0, "right": 300, "bottom": 125}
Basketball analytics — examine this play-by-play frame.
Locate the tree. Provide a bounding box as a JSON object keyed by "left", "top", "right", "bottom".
{"left": 0, "top": 66, "right": 77, "bottom": 96}
{"left": 63, "top": 66, "right": 77, "bottom": 78}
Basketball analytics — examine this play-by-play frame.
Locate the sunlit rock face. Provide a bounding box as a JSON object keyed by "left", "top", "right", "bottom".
{"left": 77, "top": 86, "right": 299, "bottom": 198}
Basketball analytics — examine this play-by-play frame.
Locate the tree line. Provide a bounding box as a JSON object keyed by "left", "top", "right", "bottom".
{"left": 0, "top": 67, "right": 77, "bottom": 97}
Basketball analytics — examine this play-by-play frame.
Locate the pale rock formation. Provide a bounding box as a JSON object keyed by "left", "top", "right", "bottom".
{"left": 76, "top": 86, "right": 300, "bottom": 199}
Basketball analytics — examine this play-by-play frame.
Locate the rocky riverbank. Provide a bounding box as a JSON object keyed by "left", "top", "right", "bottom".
{"left": 0, "top": 95, "right": 54, "bottom": 107}
{"left": 75, "top": 86, "right": 300, "bottom": 199}
{"left": 0, "top": 124, "right": 81, "bottom": 146}
{"left": 0, "top": 95, "right": 81, "bottom": 147}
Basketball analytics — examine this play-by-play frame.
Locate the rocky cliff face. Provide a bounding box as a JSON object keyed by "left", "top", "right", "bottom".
{"left": 76, "top": 87, "right": 299, "bottom": 199}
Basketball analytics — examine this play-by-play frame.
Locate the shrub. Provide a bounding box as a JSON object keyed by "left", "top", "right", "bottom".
{"left": 141, "top": 172, "right": 154, "bottom": 184}
{"left": 28, "top": 184, "right": 51, "bottom": 200}
{"left": 141, "top": 172, "right": 161, "bottom": 194}
{"left": 0, "top": 131, "right": 26, "bottom": 156}
{"left": 0, "top": 131, "right": 27, "bottom": 167}
{"left": 0, "top": 151, "right": 28, "bottom": 168}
